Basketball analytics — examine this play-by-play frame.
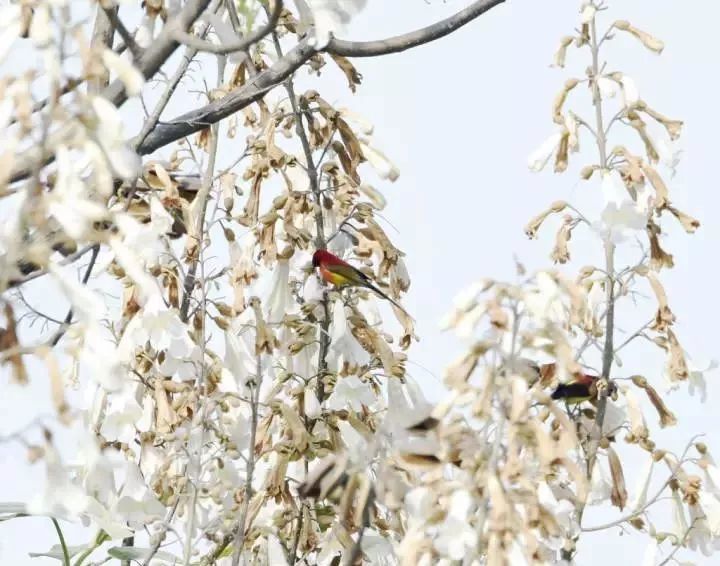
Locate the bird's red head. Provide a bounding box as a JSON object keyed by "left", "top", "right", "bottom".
{"left": 312, "top": 249, "right": 338, "bottom": 268}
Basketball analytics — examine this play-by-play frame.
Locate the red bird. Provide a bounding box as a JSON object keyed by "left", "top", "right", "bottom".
{"left": 312, "top": 249, "right": 408, "bottom": 314}
{"left": 531, "top": 362, "right": 617, "bottom": 405}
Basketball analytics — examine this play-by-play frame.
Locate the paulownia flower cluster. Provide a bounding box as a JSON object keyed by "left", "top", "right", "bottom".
{"left": 0, "top": 0, "right": 426, "bottom": 564}
{"left": 389, "top": 1, "right": 718, "bottom": 564}
{"left": 0, "top": 1, "right": 716, "bottom": 565}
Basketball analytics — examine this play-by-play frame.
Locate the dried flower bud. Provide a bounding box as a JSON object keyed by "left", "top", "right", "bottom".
{"left": 666, "top": 205, "right": 700, "bottom": 234}
{"left": 550, "top": 215, "right": 574, "bottom": 264}
{"left": 631, "top": 375, "right": 677, "bottom": 427}
{"left": 552, "top": 36, "right": 575, "bottom": 68}
{"left": 646, "top": 222, "right": 675, "bottom": 272}
{"left": 552, "top": 78, "right": 580, "bottom": 123}
{"left": 608, "top": 446, "right": 628, "bottom": 510}
{"left": 524, "top": 201, "right": 567, "bottom": 239}
{"left": 636, "top": 265, "right": 675, "bottom": 330}
{"left": 613, "top": 20, "right": 665, "bottom": 53}
{"left": 665, "top": 329, "right": 689, "bottom": 381}
{"left": 214, "top": 316, "right": 230, "bottom": 331}
{"left": 580, "top": 165, "right": 598, "bottom": 180}
{"left": 641, "top": 163, "right": 669, "bottom": 210}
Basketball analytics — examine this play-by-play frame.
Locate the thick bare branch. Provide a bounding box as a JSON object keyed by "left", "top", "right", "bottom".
{"left": 9, "top": 0, "right": 213, "bottom": 184}
{"left": 327, "top": 0, "right": 506, "bottom": 57}
{"left": 137, "top": 38, "right": 315, "bottom": 155}
{"left": 138, "top": 0, "right": 506, "bottom": 155}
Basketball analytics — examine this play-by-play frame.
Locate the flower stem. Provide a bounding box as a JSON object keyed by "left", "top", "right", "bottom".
{"left": 51, "top": 518, "right": 70, "bottom": 566}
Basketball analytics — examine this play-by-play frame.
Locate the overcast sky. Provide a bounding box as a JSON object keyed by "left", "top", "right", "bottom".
{"left": 2, "top": 1, "right": 720, "bottom": 564}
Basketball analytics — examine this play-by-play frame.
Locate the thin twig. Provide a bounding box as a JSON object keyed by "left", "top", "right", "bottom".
{"left": 133, "top": 0, "right": 222, "bottom": 150}
{"left": 49, "top": 245, "right": 100, "bottom": 347}
{"left": 173, "top": 0, "right": 282, "bottom": 55}
{"left": 229, "top": 351, "right": 264, "bottom": 566}
{"left": 102, "top": 6, "right": 143, "bottom": 60}
{"left": 182, "top": 53, "right": 225, "bottom": 566}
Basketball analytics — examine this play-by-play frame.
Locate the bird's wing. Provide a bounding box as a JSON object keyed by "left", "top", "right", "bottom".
{"left": 325, "top": 262, "right": 368, "bottom": 286}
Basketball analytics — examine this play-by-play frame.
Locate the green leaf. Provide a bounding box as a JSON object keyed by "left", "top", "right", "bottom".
{"left": 107, "top": 547, "right": 178, "bottom": 563}
{"left": 29, "top": 544, "right": 86, "bottom": 560}
{"left": 0, "top": 502, "right": 27, "bottom": 514}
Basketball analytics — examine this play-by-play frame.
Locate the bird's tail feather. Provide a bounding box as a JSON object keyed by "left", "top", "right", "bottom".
{"left": 365, "top": 282, "right": 414, "bottom": 321}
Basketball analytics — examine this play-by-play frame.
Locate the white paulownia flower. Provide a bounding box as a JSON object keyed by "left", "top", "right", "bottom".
{"left": 49, "top": 145, "right": 108, "bottom": 240}
{"left": 115, "top": 462, "right": 165, "bottom": 527}
{"left": 102, "top": 48, "right": 144, "bottom": 97}
{"left": 596, "top": 169, "right": 649, "bottom": 242}
{"left": 433, "top": 490, "right": 478, "bottom": 560}
{"left": 263, "top": 259, "right": 292, "bottom": 324}
{"left": 360, "top": 139, "right": 400, "bottom": 181}
{"left": 629, "top": 454, "right": 654, "bottom": 512}
{"left": 297, "top": 0, "right": 368, "bottom": 49}
{"left": 326, "top": 375, "right": 376, "bottom": 411}
{"left": 640, "top": 539, "right": 659, "bottom": 566}
{"left": 90, "top": 96, "right": 141, "bottom": 180}
{"left": 329, "top": 299, "right": 371, "bottom": 367}
{"left": 28, "top": 445, "right": 89, "bottom": 519}
{"left": 524, "top": 272, "right": 565, "bottom": 324}
{"left": 100, "top": 384, "right": 145, "bottom": 444}
{"left": 528, "top": 131, "right": 563, "bottom": 172}
{"left": 0, "top": 5, "right": 22, "bottom": 61}
{"left": 580, "top": 2, "right": 596, "bottom": 23}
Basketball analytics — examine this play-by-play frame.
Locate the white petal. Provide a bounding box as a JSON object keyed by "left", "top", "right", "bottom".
{"left": 360, "top": 141, "right": 399, "bottom": 181}
{"left": 580, "top": 3, "right": 596, "bottom": 23}
{"left": 641, "top": 539, "right": 659, "bottom": 566}
{"left": 597, "top": 76, "right": 618, "bottom": 99}
{"left": 528, "top": 131, "right": 562, "bottom": 172}
{"left": 102, "top": 48, "right": 144, "bottom": 96}
{"left": 619, "top": 74, "right": 640, "bottom": 107}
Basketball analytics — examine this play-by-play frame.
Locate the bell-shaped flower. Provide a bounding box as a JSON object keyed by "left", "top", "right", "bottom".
{"left": 126, "top": 294, "right": 188, "bottom": 353}
{"left": 304, "top": 0, "right": 368, "bottom": 49}
{"left": 433, "top": 490, "right": 478, "bottom": 560}
{"left": 687, "top": 501, "right": 720, "bottom": 556}
{"left": 114, "top": 199, "right": 174, "bottom": 265}
{"left": 688, "top": 356, "right": 718, "bottom": 403}
{"left": 27, "top": 445, "right": 90, "bottom": 520}
{"left": 538, "top": 481, "right": 575, "bottom": 532}
{"left": 524, "top": 272, "right": 565, "bottom": 325}
{"left": 640, "top": 539, "right": 659, "bottom": 566}
{"left": 327, "top": 375, "right": 376, "bottom": 411}
{"left": 629, "top": 454, "right": 654, "bottom": 512}
{"left": 596, "top": 169, "right": 648, "bottom": 242}
{"left": 528, "top": 130, "right": 563, "bottom": 172}
{"left": 262, "top": 259, "right": 292, "bottom": 324}
{"left": 588, "top": 459, "right": 613, "bottom": 504}
{"left": 49, "top": 145, "right": 108, "bottom": 240}
{"left": 360, "top": 139, "right": 400, "bottom": 181}
{"left": 90, "top": 96, "right": 141, "bottom": 179}
{"left": 115, "top": 462, "right": 165, "bottom": 528}
{"left": 100, "top": 384, "right": 145, "bottom": 444}
{"left": 101, "top": 49, "right": 144, "bottom": 97}
{"left": 329, "top": 299, "right": 371, "bottom": 368}
{"left": 222, "top": 319, "right": 255, "bottom": 392}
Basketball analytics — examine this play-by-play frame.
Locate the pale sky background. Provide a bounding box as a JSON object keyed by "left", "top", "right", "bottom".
{"left": 2, "top": 0, "right": 720, "bottom": 564}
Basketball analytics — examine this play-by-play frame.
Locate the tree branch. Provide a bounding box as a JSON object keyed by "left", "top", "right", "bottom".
{"left": 327, "top": 0, "right": 506, "bottom": 57}
{"left": 102, "top": 6, "right": 143, "bottom": 61}
{"left": 137, "top": 38, "right": 315, "bottom": 155}
{"left": 172, "top": 0, "right": 282, "bottom": 54}
{"left": 9, "top": 0, "right": 214, "bottom": 183}
{"left": 136, "top": 0, "right": 506, "bottom": 155}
